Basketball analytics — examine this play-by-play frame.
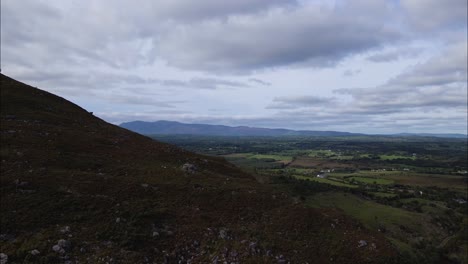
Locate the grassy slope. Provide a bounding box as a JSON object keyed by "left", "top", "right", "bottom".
{"left": 0, "top": 74, "right": 397, "bottom": 263}
{"left": 306, "top": 192, "right": 454, "bottom": 261}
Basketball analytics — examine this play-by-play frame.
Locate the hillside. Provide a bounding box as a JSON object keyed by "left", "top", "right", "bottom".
{"left": 0, "top": 74, "right": 397, "bottom": 263}
{"left": 120, "top": 120, "right": 361, "bottom": 137}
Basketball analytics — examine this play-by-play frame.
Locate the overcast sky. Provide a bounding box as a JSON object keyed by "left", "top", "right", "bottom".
{"left": 2, "top": 0, "right": 467, "bottom": 134}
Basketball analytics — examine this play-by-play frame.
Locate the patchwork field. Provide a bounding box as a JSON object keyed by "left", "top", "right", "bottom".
{"left": 153, "top": 135, "right": 468, "bottom": 264}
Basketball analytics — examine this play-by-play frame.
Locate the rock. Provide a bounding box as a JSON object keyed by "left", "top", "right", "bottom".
{"left": 219, "top": 229, "right": 228, "bottom": 240}
{"left": 116, "top": 217, "right": 121, "bottom": 223}
{"left": 182, "top": 163, "right": 197, "bottom": 174}
{"left": 0, "top": 253, "right": 7, "bottom": 264}
{"left": 141, "top": 183, "right": 149, "bottom": 188}
{"left": 358, "top": 240, "right": 368, "bottom": 248}
{"left": 52, "top": 245, "right": 65, "bottom": 254}
{"left": 152, "top": 231, "right": 160, "bottom": 237}
{"left": 30, "top": 249, "right": 40, "bottom": 255}
{"left": 58, "top": 239, "right": 71, "bottom": 250}
{"left": 60, "top": 226, "right": 71, "bottom": 233}
{"left": 230, "top": 250, "right": 238, "bottom": 257}
{"left": 276, "top": 254, "right": 286, "bottom": 263}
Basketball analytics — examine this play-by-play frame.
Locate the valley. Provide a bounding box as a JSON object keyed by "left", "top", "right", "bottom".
{"left": 151, "top": 134, "right": 468, "bottom": 263}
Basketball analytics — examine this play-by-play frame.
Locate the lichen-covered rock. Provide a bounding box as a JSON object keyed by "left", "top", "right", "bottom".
{"left": 52, "top": 244, "right": 65, "bottom": 254}
{"left": 57, "top": 239, "right": 71, "bottom": 250}
{"left": 0, "top": 253, "right": 7, "bottom": 264}
{"left": 181, "top": 163, "right": 197, "bottom": 174}
{"left": 358, "top": 240, "right": 368, "bottom": 248}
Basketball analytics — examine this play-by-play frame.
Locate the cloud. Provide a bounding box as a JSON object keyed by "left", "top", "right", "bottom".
{"left": 366, "top": 47, "right": 422, "bottom": 62}
{"left": 154, "top": 77, "right": 250, "bottom": 90}
{"left": 248, "top": 78, "right": 271, "bottom": 86}
{"left": 400, "top": 0, "right": 467, "bottom": 32}
{"left": 335, "top": 41, "right": 468, "bottom": 114}
{"left": 343, "top": 69, "right": 362, "bottom": 76}
{"left": 156, "top": 1, "right": 401, "bottom": 73}
{"left": 387, "top": 42, "right": 467, "bottom": 87}
{"left": 266, "top": 96, "right": 336, "bottom": 109}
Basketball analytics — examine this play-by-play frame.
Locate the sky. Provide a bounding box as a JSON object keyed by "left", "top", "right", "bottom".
{"left": 1, "top": 0, "right": 467, "bottom": 134}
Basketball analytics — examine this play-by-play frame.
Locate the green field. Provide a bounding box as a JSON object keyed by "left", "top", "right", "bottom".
{"left": 153, "top": 134, "right": 468, "bottom": 263}
{"left": 306, "top": 192, "right": 443, "bottom": 255}
{"left": 348, "top": 176, "right": 394, "bottom": 185}
{"left": 380, "top": 154, "right": 416, "bottom": 160}
{"left": 367, "top": 192, "right": 398, "bottom": 198}
{"left": 293, "top": 175, "right": 358, "bottom": 188}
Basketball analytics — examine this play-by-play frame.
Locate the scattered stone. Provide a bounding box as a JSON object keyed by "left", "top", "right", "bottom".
{"left": 358, "top": 240, "right": 368, "bottom": 248}
{"left": 116, "top": 217, "right": 121, "bottom": 223}
{"left": 52, "top": 244, "right": 65, "bottom": 254}
{"left": 219, "top": 229, "right": 228, "bottom": 240}
{"left": 182, "top": 163, "right": 197, "bottom": 174}
{"left": 60, "top": 226, "right": 71, "bottom": 233}
{"left": 141, "top": 183, "right": 149, "bottom": 188}
{"left": 0, "top": 253, "right": 7, "bottom": 264}
{"left": 58, "top": 239, "right": 71, "bottom": 250}
{"left": 276, "top": 254, "right": 286, "bottom": 263}
{"left": 152, "top": 231, "right": 160, "bottom": 237}
{"left": 30, "top": 249, "right": 40, "bottom": 255}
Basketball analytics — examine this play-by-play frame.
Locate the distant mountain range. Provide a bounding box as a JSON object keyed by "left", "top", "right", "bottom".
{"left": 120, "top": 120, "right": 467, "bottom": 138}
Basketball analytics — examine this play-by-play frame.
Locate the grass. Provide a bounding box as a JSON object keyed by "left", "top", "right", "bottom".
{"left": 305, "top": 192, "right": 444, "bottom": 255}
{"left": 368, "top": 192, "right": 398, "bottom": 198}
{"left": 249, "top": 154, "right": 293, "bottom": 163}
{"left": 293, "top": 175, "right": 358, "bottom": 188}
{"left": 348, "top": 176, "right": 394, "bottom": 185}
{"left": 307, "top": 149, "right": 335, "bottom": 157}
{"left": 223, "top": 153, "right": 293, "bottom": 164}
{"left": 380, "top": 154, "right": 416, "bottom": 160}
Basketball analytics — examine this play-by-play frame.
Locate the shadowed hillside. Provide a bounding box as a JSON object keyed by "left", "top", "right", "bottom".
{"left": 0, "top": 74, "right": 398, "bottom": 263}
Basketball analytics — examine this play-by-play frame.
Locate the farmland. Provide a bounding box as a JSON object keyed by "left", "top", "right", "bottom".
{"left": 153, "top": 134, "right": 468, "bottom": 263}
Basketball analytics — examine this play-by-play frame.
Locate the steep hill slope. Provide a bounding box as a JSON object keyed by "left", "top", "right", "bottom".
{"left": 0, "top": 74, "right": 397, "bottom": 263}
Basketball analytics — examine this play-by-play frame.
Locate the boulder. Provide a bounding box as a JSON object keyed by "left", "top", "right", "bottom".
{"left": 358, "top": 240, "right": 367, "bottom": 248}
{"left": 0, "top": 253, "right": 7, "bottom": 264}
{"left": 181, "top": 163, "right": 197, "bottom": 174}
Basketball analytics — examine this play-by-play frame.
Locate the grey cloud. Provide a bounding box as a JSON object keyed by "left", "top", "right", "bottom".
{"left": 9, "top": 66, "right": 249, "bottom": 97}
{"left": 98, "top": 109, "right": 191, "bottom": 124}
{"left": 335, "top": 42, "right": 467, "bottom": 115}
{"left": 388, "top": 42, "right": 467, "bottom": 87}
{"left": 3, "top": 0, "right": 295, "bottom": 72}
{"left": 160, "top": 78, "right": 249, "bottom": 89}
{"left": 101, "top": 93, "right": 178, "bottom": 108}
{"left": 366, "top": 47, "right": 422, "bottom": 62}
{"left": 267, "top": 96, "right": 336, "bottom": 109}
{"left": 248, "top": 78, "right": 271, "bottom": 86}
{"left": 3, "top": 0, "right": 465, "bottom": 76}
{"left": 188, "top": 78, "right": 249, "bottom": 89}
{"left": 126, "top": 0, "right": 295, "bottom": 23}
{"left": 401, "top": 0, "right": 467, "bottom": 32}
{"left": 157, "top": 1, "right": 401, "bottom": 73}
{"left": 343, "top": 69, "right": 362, "bottom": 76}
